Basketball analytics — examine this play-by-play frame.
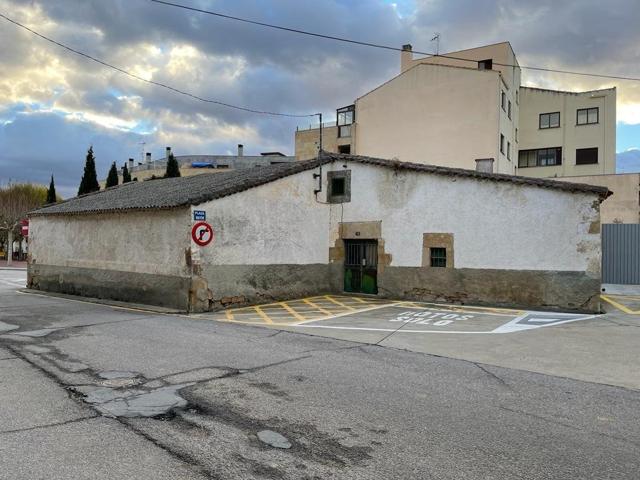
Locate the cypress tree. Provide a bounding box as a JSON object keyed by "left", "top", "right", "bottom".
{"left": 105, "top": 162, "right": 119, "bottom": 188}
{"left": 164, "top": 153, "right": 181, "bottom": 178}
{"left": 78, "top": 146, "right": 100, "bottom": 195}
{"left": 46, "top": 175, "right": 57, "bottom": 204}
{"left": 122, "top": 163, "right": 132, "bottom": 183}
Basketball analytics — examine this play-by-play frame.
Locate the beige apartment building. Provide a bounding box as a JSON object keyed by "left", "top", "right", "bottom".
{"left": 295, "top": 42, "right": 616, "bottom": 178}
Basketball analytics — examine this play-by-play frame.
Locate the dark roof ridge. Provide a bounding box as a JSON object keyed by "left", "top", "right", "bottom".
{"left": 322, "top": 153, "right": 611, "bottom": 198}
{"left": 30, "top": 153, "right": 609, "bottom": 217}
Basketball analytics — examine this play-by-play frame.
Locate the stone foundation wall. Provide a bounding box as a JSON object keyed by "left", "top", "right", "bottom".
{"left": 199, "top": 264, "right": 335, "bottom": 310}
{"left": 28, "top": 264, "right": 191, "bottom": 311}
{"left": 379, "top": 266, "right": 601, "bottom": 312}
{"left": 27, "top": 263, "right": 601, "bottom": 313}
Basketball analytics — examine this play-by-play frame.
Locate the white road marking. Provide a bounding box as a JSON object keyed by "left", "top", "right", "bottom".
{"left": 388, "top": 304, "right": 516, "bottom": 316}
{"left": 491, "top": 313, "right": 596, "bottom": 333}
{"left": 295, "top": 325, "right": 494, "bottom": 334}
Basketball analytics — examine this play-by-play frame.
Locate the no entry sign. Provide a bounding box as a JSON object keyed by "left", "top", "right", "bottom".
{"left": 191, "top": 221, "right": 214, "bottom": 247}
{"left": 20, "top": 219, "right": 29, "bottom": 237}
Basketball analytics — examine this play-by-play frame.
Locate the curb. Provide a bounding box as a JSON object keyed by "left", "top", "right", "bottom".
{"left": 18, "top": 289, "right": 186, "bottom": 315}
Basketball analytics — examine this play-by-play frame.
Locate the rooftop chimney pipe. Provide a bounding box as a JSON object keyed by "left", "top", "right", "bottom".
{"left": 145, "top": 152, "right": 152, "bottom": 164}
{"left": 401, "top": 44, "right": 413, "bottom": 73}
{"left": 237, "top": 144, "right": 244, "bottom": 157}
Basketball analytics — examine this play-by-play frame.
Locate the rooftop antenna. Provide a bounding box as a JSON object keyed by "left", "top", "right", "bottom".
{"left": 431, "top": 33, "right": 440, "bottom": 55}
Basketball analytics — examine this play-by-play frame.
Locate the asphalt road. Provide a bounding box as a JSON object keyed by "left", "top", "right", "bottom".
{"left": 1, "top": 269, "right": 639, "bottom": 479}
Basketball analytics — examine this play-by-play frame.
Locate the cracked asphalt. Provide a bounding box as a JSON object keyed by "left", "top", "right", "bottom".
{"left": 1, "top": 269, "right": 640, "bottom": 479}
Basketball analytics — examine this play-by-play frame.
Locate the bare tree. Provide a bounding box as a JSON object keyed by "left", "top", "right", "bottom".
{"left": 0, "top": 183, "right": 47, "bottom": 265}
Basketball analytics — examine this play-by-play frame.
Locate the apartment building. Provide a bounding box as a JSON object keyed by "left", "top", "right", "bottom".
{"left": 518, "top": 86, "right": 616, "bottom": 176}
{"left": 295, "top": 42, "right": 616, "bottom": 179}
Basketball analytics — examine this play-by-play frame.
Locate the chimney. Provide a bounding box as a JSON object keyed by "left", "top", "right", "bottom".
{"left": 166, "top": 146, "right": 172, "bottom": 159}
{"left": 401, "top": 44, "right": 413, "bottom": 73}
{"left": 146, "top": 152, "right": 152, "bottom": 164}
{"left": 128, "top": 158, "right": 134, "bottom": 170}
{"left": 237, "top": 144, "right": 244, "bottom": 157}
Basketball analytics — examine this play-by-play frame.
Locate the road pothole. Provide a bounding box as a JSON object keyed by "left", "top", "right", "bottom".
{"left": 75, "top": 383, "right": 194, "bottom": 418}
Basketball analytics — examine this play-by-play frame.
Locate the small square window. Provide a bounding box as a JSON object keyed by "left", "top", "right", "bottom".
{"left": 327, "top": 170, "right": 351, "bottom": 203}
{"left": 507, "top": 142, "right": 511, "bottom": 160}
{"left": 500, "top": 134, "right": 505, "bottom": 154}
{"left": 430, "top": 248, "right": 447, "bottom": 268}
{"left": 540, "top": 112, "right": 560, "bottom": 129}
{"left": 331, "top": 177, "right": 345, "bottom": 196}
{"left": 576, "top": 147, "right": 598, "bottom": 165}
{"left": 577, "top": 107, "right": 599, "bottom": 125}
{"left": 501, "top": 91, "right": 506, "bottom": 111}
{"left": 478, "top": 59, "right": 493, "bottom": 70}
{"left": 508, "top": 100, "right": 512, "bottom": 120}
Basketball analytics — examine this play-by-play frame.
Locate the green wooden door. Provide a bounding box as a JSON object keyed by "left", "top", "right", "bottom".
{"left": 344, "top": 240, "right": 378, "bottom": 294}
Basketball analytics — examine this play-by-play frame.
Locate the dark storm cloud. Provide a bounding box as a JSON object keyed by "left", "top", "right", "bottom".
{"left": 0, "top": 112, "right": 146, "bottom": 197}
{"left": 1, "top": 0, "right": 640, "bottom": 192}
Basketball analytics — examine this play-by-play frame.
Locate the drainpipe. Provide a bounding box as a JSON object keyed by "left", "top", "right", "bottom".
{"left": 314, "top": 112, "right": 323, "bottom": 195}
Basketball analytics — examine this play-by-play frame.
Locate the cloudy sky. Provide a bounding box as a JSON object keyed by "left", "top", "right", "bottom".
{"left": 1, "top": 0, "right": 639, "bottom": 197}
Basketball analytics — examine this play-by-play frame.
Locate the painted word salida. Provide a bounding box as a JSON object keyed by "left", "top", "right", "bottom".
{"left": 390, "top": 310, "right": 474, "bottom": 326}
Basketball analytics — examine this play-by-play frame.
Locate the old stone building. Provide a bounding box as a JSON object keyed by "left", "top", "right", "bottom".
{"left": 28, "top": 153, "right": 609, "bottom": 312}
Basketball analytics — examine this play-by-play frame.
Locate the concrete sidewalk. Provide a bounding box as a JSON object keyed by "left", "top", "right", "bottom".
{"left": 0, "top": 260, "right": 27, "bottom": 271}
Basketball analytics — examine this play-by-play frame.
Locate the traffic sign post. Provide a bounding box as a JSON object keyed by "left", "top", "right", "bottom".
{"left": 191, "top": 221, "right": 214, "bottom": 247}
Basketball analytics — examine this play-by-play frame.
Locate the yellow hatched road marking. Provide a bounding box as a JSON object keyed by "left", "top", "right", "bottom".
{"left": 254, "top": 306, "right": 273, "bottom": 324}
{"left": 324, "top": 295, "right": 356, "bottom": 310}
{"left": 303, "top": 298, "right": 333, "bottom": 316}
{"left": 279, "top": 302, "right": 306, "bottom": 322}
{"left": 601, "top": 295, "right": 640, "bottom": 314}
{"left": 351, "top": 297, "right": 369, "bottom": 304}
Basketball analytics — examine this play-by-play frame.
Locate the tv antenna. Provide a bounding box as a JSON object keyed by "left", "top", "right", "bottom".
{"left": 431, "top": 33, "right": 440, "bottom": 55}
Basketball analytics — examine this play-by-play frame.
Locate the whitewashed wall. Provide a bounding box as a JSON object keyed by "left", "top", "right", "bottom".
{"left": 324, "top": 162, "right": 600, "bottom": 273}
{"left": 29, "top": 209, "right": 192, "bottom": 276}
{"left": 193, "top": 162, "right": 600, "bottom": 274}
{"left": 192, "top": 170, "right": 329, "bottom": 266}
{"left": 31, "top": 161, "right": 601, "bottom": 277}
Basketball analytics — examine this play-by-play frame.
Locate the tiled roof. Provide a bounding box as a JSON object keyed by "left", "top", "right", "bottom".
{"left": 30, "top": 153, "right": 610, "bottom": 216}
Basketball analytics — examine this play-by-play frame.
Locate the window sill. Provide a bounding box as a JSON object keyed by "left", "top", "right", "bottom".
{"left": 576, "top": 123, "right": 599, "bottom": 126}
{"left": 538, "top": 126, "right": 561, "bottom": 130}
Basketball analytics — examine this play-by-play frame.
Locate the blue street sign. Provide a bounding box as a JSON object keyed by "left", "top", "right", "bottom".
{"left": 193, "top": 210, "right": 206, "bottom": 221}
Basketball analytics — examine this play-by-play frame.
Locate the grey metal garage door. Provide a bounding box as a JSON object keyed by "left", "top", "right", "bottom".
{"left": 602, "top": 224, "right": 640, "bottom": 284}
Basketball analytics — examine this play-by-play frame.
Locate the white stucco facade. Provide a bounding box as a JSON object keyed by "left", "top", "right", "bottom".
{"left": 29, "top": 209, "right": 192, "bottom": 277}
{"left": 188, "top": 162, "right": 600, "bottom": 274}
{"left": 192, "top": 171, "right": 328, "bottom": 266}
